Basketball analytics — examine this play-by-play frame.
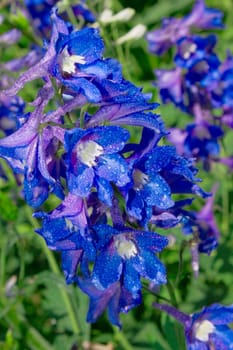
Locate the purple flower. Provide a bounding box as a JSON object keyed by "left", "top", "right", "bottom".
{"left": 0, "top": 82, "right": 86, "bottom": 207}
{"left": 181, "top": 184, "right": 219, "bottom": 276}
{"left": 146, "top": 17, "right": 189, "bottom": 55}
{"left": 0, "top": 29, "right": 21, "bottom": 45}
{"left": 146, "top": 0, "right": 224, "bottom": 55}
{"left": 78, "top": 279, "right": 141, "bottom": 327}
{"left": 64, "top": 125, "right": 130, "bottom": 205}
{"left": 34, "top": 194, "right": 95, "bottom": 283}
{"left": 0, "top": 94, "right": 25, "bottom": 135}
{"left": 153, "top": 303, "right": 233, "bottom": 350}
{"left": 184, "top": 0, "right": 224, "bottom": 30}
{"left": 155, "top": 67, "right": 184, "bottom": 105}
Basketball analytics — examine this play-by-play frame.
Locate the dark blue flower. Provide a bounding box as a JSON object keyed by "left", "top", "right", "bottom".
{"left": 125, "top": 145, "right": 207, "bottom": 225}
{"left": 34, "top": 195, "right": 95, "bottom": 283}
{"left": 64, "top": 125, "right": 130, "bottom": 205}
{"left": 91, "top": 224, "right": 168, "bottom": 292}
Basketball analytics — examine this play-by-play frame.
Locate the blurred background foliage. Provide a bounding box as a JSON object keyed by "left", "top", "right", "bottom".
{"left": 0, "top": 0, "right": 233, "bottom": 349}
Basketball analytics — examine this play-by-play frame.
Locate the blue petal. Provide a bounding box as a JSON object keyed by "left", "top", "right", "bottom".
{"left": 132, "top": 250, "right": 167, "bottom": 285}
{"left": 61, "top": 77, "right": 102, "bottom": 103}
{"left": 68, "top": 163, "right": 94, "bottom": 197}
{"left": 145, "top": 146, "right": 176, "bottom": 174}
{"left": 92, "top": 248, "right": 122, "bottom": 288}
{"left": 62, "top": 250, "right": 82, "bottom": 284}
{"left": 143, "top": 175, "right": 174, "bottom": 209}
{"left": 213, "top": 325, "right": 233, "bottom": 349}
{"left": 201, "top": 304, "right": 233, "bottom": 325}
{"left": 93, "top": 126, "right": 129, "bottom": 152}
{"left": 123, "top": 261, "right": 141, "bottom": 293}
{"left": 66, "top": 28, "right": 104, "bottom": 63}
{"left": 95, "top": 176, "right": 113, "bottom": 206}
{"left": 97, "top": 154, "right": 130, "bottom": 186}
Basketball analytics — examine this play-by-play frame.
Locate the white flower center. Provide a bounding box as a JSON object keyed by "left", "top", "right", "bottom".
{"left": 77, "top": 140, "right": 103, "bottom": 167}
{"left": 114, "top": 236, "right": 138, "bottom": 259}
{"left": 61, "top": 47, "right": 86, "bottom": 74}
{"left": 133, "top": 169, "right": 149, "bottom": 190}
{"left": 194, "top": 320, "right": 215, "bottom": 342}
{"left": 183, "top": 43, "right": 197, "bottom": 60}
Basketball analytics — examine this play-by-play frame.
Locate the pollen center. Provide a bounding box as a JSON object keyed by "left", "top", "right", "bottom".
{"left": 133, "top": 169, "right": 149, "bottom": 190}
{"left": 194, "top": 320, "right": 215, "bottom": 342}
{"left": 77, "top": 140, "right": 103, "bottom": 167}
{"left": 61, "top": 47, "right": 86, "bottom": 74}
{"left": 115, "top": 236, "right": 138, "bottom": 259}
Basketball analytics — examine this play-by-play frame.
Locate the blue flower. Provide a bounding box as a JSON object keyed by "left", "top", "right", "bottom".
{"left": 0, "top": 94, "right": 25, "bottom": 135}
{"left": 153, "top": 303, "right": 233, "bottom": 350}
{"left": 0, "top": 83, "right": 65, "bottom": 207}
{"left": 183, "top": 0, "right": 224, "bottom": 30}
{"left": 91, "top": 224, "right": 168, "bottom": 292}
{"left": 125, "top": 145, "right": 207, "bottom": 225}
{"left": 64, "top": 125, "right": 130, "bottom": 205}
{"left": 175, "top": 35, "right": 219, "bottom": 71}
{"left": 146, "top": 0, "right": 224, "bottom": 56}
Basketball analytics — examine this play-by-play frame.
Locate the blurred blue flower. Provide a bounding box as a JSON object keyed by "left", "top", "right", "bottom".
{"left": 153, "top": 302, "right": 233, "bottom": 350}
{"left": 146, "top": 0, "right": 224, "bottom": 55}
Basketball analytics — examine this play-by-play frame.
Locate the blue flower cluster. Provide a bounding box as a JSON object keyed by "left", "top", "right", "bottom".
{"left": 147, "top": 0, "right": 233, "bottom": 171}
{"left": 0, "top": 6, "right": 208, "bottom": 326}
{"left": 1, "top": 1, "right": 231, "bottom": 334}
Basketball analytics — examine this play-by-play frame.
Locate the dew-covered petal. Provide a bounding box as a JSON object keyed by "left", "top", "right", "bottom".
{"left": 134, "top": 230, "right": 168, "bottom": 253}
{"left": 61, "top": 77, "right": 102, "bottom": 103}
{"left": 68, "top": 163, "right": 94, "bottom": 197}
{"left": 95, "top": 176, "right": 113, "bottom": 206}
{"left": 132, "top": 250, "right": 167, "bottom": 285}
{"left": 93, "top": 126, "right": 129, "bottom": 152}
{"left": 145, "top": 146, "right": 176, "bottom": 174}
{"left": 123, "top": 260, "right": 141, "bottom": 293}
{"left": 97, "top": 154, "right": 130, "bottom": 186}
{"left": 92, "top": 248, "right": 123, "bottom": 289}
{"left": 65, "top": 28, "right": 104, "bottom": 63}
{"left": 62, "top": 250, "right": 83, "bottom": 284}
{"left": 143, "top": 175, "right": 174, "bottom": 209}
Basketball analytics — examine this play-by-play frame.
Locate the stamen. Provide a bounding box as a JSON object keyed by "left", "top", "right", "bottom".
{"left": 114, "top": 236, "right": 138, "bottom": 259}
{"left": 77, "top": 140, "right": 103, "bottom": 167}
{"left": 61, "top": 47, "right": 86, "bottom": 74}
{"left": 133, "top": 169, "right": 149, "bottom": 190}
{"left": 194, "top": 320, "right": 215, "bottom": 341}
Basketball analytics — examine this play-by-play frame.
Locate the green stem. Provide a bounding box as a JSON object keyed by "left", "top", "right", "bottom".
{"left": 113, "top": 327, "right": 134, "bottom": 350}
{"left": 175, "top": 241, "right": 187, "bottom": 287}
{"left": 0, "top": 238, "right": 6, "bottom": 289}
{"left": 26, "top": 325, "right": 55, "bottom": 350}
{"left": 166, "top": 281, "right": 185, "bottom": 350}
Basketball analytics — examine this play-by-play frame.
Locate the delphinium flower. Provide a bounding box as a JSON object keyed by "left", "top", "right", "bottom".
{"left": 147, "top": 0, "right": 233, "bottom": 171}
{"left": 153, "top": 302, "right": 233, "bottom": 349}
{"left": 0, "top": 7, "right": 209, "bottom": 327}
{"left": 146, "top": 0, "right": 224, "bottom": 56}
{"left": 23, "top": 0, "right": 95, "bottom": 37}
{"left": 181, "top": 184, "right": 220, "bottom": 277}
